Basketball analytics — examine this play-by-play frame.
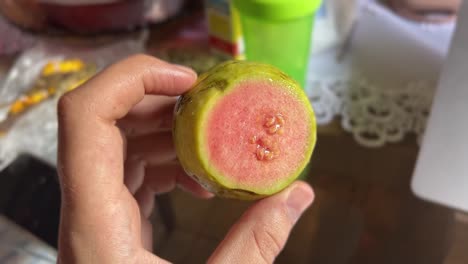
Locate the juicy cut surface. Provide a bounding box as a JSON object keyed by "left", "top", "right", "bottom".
{"left": 206, "top": 80, "right": 313, "bottom": 191}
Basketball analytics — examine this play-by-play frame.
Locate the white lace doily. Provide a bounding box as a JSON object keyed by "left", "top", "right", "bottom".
{"left": 306, "top": 0, "right": 454, "bottom": 148}
{"left": 306, "top": 68, "right": 434, "bottom": 148}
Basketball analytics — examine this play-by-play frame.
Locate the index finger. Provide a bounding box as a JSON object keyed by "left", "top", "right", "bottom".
{"left": 57, "top": 54, "right": 197, "bottom": 206}
{"left": 63, "top": 54, "right": 196, "bottom": 121}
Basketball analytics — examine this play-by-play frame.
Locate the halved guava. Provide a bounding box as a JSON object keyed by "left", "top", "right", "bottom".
{"left": 173, "top": 60, "right": 316, "bottom": 200}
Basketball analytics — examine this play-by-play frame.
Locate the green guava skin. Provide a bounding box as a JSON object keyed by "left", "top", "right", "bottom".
{"left": 173, "top": 60, "right": 316, "bottom": 200}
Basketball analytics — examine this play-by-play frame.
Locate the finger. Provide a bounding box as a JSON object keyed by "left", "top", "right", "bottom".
{"left": 140, "top": 216, "right": 153, "bottom": 251}
{"left": 124, "top": 157, "right": 146, "bottom": 194}
{"left": 57, "top": 54, "right": 197, "bottom": 208}
{"left": 125, "top": 130, "right": 178, "bottom": 193}
{"left": 118, "top": 95, "right": 177, "bottom": 137}
{"left": 135, "top": 186, "right": 155, "bottom": 219}
{"left": 127, "top": 131, "right": 176, "bottom": 166}
{"left": 176, "top": 170, "right": 215, "bottom": 199}
{"left": 138, "top": 250, "right": 171, "bottom": 264}
{"left": 208, "top": 181, "right": 314, "bottom": 264}
{"left": 144, "top": 163, "right": 214, "bottom": 199}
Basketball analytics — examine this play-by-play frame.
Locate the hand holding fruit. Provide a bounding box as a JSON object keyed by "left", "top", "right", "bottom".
{"left": 56, "top": 55, "right": 315, "bottom": 263}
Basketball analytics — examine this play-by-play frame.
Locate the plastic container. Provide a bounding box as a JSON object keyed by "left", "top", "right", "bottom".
{"left": 232, "top": 0, "right": 322, "bottom": 88}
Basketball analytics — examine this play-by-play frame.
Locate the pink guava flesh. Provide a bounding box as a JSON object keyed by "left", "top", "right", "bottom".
{"left": 206, "top": 80, "right": 312, "bottom": 191}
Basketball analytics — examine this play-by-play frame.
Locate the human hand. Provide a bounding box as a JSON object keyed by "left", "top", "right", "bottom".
{"left": 56, "top": 54, "right": 315, "bottom": 263}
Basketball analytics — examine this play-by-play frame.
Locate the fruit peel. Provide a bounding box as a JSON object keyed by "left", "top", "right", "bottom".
{"left": 173, "top": 60, "right": 316, "bottom": 200}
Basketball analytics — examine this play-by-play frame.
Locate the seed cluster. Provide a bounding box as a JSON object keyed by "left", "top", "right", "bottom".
{"left": 249, "top": 114, "right": 285, "bottom": 161}
{"left": 264, "top": 114, "right": 284, "bottom": 135}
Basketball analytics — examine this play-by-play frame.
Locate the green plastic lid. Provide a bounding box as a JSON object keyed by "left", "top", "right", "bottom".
{"left": 232, "top": 0, "right": 322, "bottom": 21}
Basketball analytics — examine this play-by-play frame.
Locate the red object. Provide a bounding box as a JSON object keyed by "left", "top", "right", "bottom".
{"left": 40, "top": 0, "right": 146, "bottom": 33}
{"left": 208, "top": 36, "right": 239, "bottom": 56}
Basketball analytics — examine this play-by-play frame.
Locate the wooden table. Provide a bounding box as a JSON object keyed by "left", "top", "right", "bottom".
{"left": 305, "top": 120, "right": 455, "bottom": 263}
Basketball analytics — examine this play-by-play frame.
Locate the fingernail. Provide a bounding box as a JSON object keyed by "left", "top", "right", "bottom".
{"left": 286, "top": 183, "right": 314, "bottom": 223}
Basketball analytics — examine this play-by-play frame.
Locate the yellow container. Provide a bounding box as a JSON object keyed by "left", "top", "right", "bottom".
{"left": 205, "top": 0, "right": 245, "bottom": 59}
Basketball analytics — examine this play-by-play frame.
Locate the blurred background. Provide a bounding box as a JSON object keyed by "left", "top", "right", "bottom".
{"left": 0, "top": 0, "right": 467, "bottom": 263}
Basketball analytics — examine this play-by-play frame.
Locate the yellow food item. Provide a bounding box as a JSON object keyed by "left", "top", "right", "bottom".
{"left": 66, "top": 77, "right": 88, "bottom": 92}
{"left": 41, "top": 59, "right": 85, "bottom": 76}
{"left": 30, "top": 91, "right": 49, "bottom": 103}
{"left": 6, "top": 59, "right": 96, "bottom": 116}
{"left": 9, "top": 101, "right": 25, "bottom": 114}
{"left": 47, "top": 87, "right": 57, "bottom": 94}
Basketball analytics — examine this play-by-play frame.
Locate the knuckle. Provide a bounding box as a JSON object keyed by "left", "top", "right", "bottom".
{"left": 57, "top": 92, "right": 76, "bottom": 117}
{"left": 252, "top": 225, "right": 286, "bottom": 264}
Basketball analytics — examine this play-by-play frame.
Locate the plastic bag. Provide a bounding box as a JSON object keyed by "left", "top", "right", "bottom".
{"left": 0, "top": 31, "right": 148, "bottom": 171}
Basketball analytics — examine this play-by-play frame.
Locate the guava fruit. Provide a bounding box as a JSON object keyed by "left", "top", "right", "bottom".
{"left": 173, "top": 60, "right": 316, "bottom": 200}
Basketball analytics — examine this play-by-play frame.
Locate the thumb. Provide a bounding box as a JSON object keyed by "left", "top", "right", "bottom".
{"left": 208, "top": 181, "right": 314, "bottom": 264}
